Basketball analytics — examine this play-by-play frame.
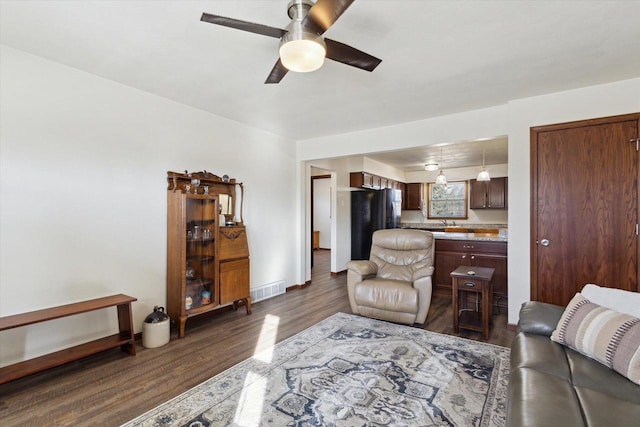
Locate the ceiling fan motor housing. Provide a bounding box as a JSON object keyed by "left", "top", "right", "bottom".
{"left": 287, "top": 0, "right": 315, "bottom": 20}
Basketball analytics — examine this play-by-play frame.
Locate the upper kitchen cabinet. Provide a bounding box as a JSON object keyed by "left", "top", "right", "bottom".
{"left": 470, "top": 177, "right": 508, "bottom": 209}
{"left": 350, "top": 172, "right": 398, "bottom": 190}
{"left": 350, "top": 172, "right": 380, "bottom": 189}
{"left": 404, "top": 183, "right": 424, "bottom": 210}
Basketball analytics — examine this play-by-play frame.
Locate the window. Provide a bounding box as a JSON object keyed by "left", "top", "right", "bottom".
{"left": 427, "top": 181, "right": 468, "bottom": 219}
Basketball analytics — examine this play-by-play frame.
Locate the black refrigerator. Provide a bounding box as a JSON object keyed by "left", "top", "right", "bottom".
{"left": 351, "top": 188, "right": 402, "bottom": 260}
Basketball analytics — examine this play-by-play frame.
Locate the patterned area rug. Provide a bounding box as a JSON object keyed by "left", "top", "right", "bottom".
{"left": 123, "top": 313, "right": 509, "bottom": 426}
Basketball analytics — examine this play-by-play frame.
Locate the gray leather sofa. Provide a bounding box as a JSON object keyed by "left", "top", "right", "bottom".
{"left": 507, "top": 301, "right": 640, "bottom": 426}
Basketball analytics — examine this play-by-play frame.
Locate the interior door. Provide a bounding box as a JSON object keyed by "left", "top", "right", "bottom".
{"left": 531, "top": 113, "right": 640, "bottom": 306}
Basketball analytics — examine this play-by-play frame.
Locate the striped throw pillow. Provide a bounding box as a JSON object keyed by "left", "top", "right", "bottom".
{"left": 550, "top": 293, "right": 640, "bottom": 385}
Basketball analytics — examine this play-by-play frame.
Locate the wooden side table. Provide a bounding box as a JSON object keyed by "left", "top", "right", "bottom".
{"left": 451, "top": 265, "right": 495, "bottom": 339}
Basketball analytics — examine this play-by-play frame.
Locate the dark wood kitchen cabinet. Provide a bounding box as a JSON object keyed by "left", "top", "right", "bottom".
{"left": 405, "top": 183, "right": 424, "bottom": 210}
{"left": 434, "top": 239, "right": 508, "bottom": 309}
{"left": 350, "top": 172, "right": 381, "bottom": 189}
{"left": 350, "top": 172, "right": 398, "bottom": 190}
{"left": 470, "top": 177, "right": 508, "bottom": 209}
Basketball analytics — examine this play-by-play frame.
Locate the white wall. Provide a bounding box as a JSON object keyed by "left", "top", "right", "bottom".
{"left": 298, "top": 106, "right": 508, "bottom": 160}
{"left": 305, "top": 158, "right": 351, "bottom": 274}
{"left": 361, "top": 157, "right": 406, "bottom": 183}
{"left": 297, "top": 77, "right": 640, "bottom": 325}
{"left": 312, "top": 178, "right": 331, "bottom": 249}
{"left": 0, "top": 46, "right": 298, "bottom": 366}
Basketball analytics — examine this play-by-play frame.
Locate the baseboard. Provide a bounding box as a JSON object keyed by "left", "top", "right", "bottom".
{"left": 507, "top": 323, "right": 517, "bottom": 332}
{"left": 331, "top": 269, "right": 346, "bottom": 276}
{"left": 286, "top": 280, "right": 311, "bottom": 292}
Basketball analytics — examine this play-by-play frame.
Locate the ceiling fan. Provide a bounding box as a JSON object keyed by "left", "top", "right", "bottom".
{"left": 200, "top": 0, "right": 382, "bottom": 84}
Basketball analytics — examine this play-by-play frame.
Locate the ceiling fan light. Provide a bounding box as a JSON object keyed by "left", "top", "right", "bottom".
{"left": 477, "top": 168, "right": 491, "bottom": 181}
{"left": 279, "top": 31, "right": 326, "bottom": 73}
{"left": 424, "top": 163, "right": 439, "bottom": 171}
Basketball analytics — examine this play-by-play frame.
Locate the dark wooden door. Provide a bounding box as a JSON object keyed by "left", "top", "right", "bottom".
{"left": 531, "top": 113, "right": 640, "bottom": 306}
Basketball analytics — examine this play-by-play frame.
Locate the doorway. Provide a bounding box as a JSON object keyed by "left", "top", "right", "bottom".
{"left": 311, "top": 172, "right": 331, "bottom": 274}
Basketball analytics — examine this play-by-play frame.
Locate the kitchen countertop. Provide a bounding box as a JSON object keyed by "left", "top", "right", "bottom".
{"left": 401, "top": 222, "right": 508, "bottom": 242}
{"left": 402, "top": 222, "right": 507, "bottom": 231}
{"left": 430, "top": 231, "right": 507, "bottom": 242}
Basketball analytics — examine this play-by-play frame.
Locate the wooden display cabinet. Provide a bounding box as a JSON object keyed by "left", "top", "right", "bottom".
{"left": 166, "top": 171, "right": 251, "bottom": 338}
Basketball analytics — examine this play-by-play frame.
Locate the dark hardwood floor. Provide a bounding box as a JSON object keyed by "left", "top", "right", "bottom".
{"left": 0, "top": 249, "right": 514, "bottom": 426}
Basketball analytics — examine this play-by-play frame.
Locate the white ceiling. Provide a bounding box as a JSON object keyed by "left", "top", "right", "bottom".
{"left": 1, "top": 1, "right": 639, "bottom": 170}
{"left": 365, "top": 137, "right": 508, "bottom": 172}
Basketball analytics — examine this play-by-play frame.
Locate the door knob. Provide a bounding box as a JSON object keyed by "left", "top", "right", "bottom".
{"left": 540, "top": 239, "right": 550, "bottom": 247}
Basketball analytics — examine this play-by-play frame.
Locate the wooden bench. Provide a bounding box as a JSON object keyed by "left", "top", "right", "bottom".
{"left": 0, "top": 294, "right": 137, "bottom": 384}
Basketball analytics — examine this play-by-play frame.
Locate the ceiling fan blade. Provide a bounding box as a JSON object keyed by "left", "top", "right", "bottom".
{"left": 200, "top": 13, "right": 286, "bottom": 39}
{"left": 302, "top": 0, "right": 355, "bottom": 35}
{"left": 265, "top": 59, "right": 289, "bottom": 84}
{"left": 325, "top": 38, "right": 381, "bottom": 72}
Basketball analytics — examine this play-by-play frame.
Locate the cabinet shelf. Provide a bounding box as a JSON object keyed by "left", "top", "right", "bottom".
{"left": 186, "top": 303, "right": 217, "bottom": 316}
{"left": 186, "top": 255, "right": 215, "bottom": 262}
{"left": 187, "top": 237, "right": 215, "bottom": 243}
{"left": 187, "top": 219, "right": 216, "bottom": 226}
{"left": 186, "top": 278, "right": 214, "bottom": 287}
{"left": 458, "top": 310, "right": 483, "bottom": 331}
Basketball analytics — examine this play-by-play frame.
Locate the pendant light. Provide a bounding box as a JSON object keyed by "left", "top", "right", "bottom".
{"left": 435, "top": 146, "right": 447, "bottom": 186}
{"left": 477, "top": 146, "right": 491, "bottom": 181}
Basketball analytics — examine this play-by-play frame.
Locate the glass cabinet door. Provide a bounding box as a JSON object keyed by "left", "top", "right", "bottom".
{"left": 184, "top": 195, "right": 217, "bottom": 311}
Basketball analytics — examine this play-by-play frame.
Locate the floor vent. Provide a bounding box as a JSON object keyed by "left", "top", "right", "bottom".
{"left": 251, "top": 280, "right": 286, "bottom": 303}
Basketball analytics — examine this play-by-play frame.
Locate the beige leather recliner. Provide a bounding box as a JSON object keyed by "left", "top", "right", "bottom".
{"left": 346, "top": 229, "right": 435, "bottom": 325}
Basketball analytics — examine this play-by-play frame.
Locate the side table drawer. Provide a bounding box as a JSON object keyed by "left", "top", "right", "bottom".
{"left": 458, "top": 279, "right": 483, "bottom": 291}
